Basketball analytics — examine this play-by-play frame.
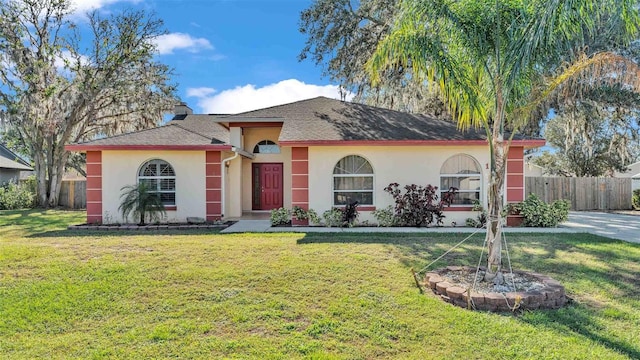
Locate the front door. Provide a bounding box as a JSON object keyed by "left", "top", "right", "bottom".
{"left": 252, "top": 163, "right": 283, "bottom": 210}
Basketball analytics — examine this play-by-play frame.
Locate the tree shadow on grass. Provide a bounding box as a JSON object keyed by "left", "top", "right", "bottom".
{"left": 521, "top": 306, "right": 640, "bottom": 359}
{"left": 298, "top": 231, "right": 640, "bottom": 357}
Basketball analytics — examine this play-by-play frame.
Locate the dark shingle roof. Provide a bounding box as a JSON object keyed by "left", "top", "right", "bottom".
{"left": 74, "top": 116, "right": 229, "bottom": 146}
{"left": 224, "top": 97, "right": 488, "bottom": 142}
{"left": 0, "top": 144, "right": 32, "bottom": 170}
{"left": 71, "top": 97, "right": 539, "bottom": 148}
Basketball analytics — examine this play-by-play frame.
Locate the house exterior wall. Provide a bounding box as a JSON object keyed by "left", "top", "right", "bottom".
{"left": 0, "top": 169, "right": 21, "bottom": 185}
{"left": 306, "top": 145, "right": 491, "bottom": 225}
{"left": 101, "top": 150, "right": 207, "bottom": 223}
{"left": 239, "top": 127, "right": 292, "bottom": 213}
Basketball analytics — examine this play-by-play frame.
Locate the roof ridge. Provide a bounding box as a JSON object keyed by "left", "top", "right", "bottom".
{"left": 225, "top": 96, "right": 328, "bottom": 117}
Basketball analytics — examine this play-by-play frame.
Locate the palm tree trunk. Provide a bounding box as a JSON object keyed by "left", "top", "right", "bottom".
{"left": 484, "top": 79, "right": 507, "bottom": 284}
{"left": 484, "top": 140, "right": 506, "bottom": 284}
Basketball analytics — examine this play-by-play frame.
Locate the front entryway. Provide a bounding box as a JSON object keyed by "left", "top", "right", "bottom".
{"left": 252, "top": 163, "right": 283, "bottom": 210}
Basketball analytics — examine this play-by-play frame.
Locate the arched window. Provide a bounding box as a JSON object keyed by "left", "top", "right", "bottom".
{"left": 440, "top": 154, "right": 482, "bottom": 206}
{"left": 333, "top": 155, "right": 374, "bottom": 205}
{"left": 138, "top": 159, "right": 176, "bottom": 206}
{"left": 253, "top": 140, "right": 280, "bottom": 154}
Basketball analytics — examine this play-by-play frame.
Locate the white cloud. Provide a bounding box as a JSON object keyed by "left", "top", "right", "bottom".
{"left": 152, "top": 33, "right": 213, "bottom": 55}
{"left": 194, "top": 79, "right": 352, "bottom": 114}
{"left": 69, "top": 0, "right": 140, "bottom": 13}
{"left": 54, "top": 50, "right": 90, "bottom": 70}
{"left": 186, "top": 87, "right": 216, "bottom": 98}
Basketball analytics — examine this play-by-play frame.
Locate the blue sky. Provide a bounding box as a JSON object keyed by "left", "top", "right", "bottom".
{"left": 73, "top": 0, "right": 342, "bottom": 114}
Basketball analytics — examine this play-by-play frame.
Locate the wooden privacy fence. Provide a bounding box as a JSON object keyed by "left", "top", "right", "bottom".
{"left": 525, "top": 177, "right": 632, "bottom": 211}
{"left": 59, "top": 180, "right": 86, "bottom": 209}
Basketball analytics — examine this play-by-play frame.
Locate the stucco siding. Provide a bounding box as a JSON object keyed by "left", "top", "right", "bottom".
{"left": 101, "top": 150, "right": 206, "bottom": 223}
{"left": 0, "top": 169, "right": 20, "bottom": 185}
{"left": 307, "top": 145, "right": 490, "bottom": 225}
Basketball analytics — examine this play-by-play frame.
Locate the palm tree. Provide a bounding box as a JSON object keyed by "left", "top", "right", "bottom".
{"left": 118, "top": 182, "right": 166, "bottom": 225}
{"left": 367, "top": 0, "right": 640, "bottom": 283}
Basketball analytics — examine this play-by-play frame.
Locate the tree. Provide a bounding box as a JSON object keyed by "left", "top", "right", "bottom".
{"left": 118, "top": 182, "right": 165, "bottom": 225}
{"left": 299, "top": 0, "right": 446, "bottom": 115}
{"left": 533, "top": 89, "right": 640, "bottom": 177}
{"left": 0, "top": 0, "right": 176, "bottom": 207}
{"left": 367, "top": 0, "right": 640, "bottom": 283}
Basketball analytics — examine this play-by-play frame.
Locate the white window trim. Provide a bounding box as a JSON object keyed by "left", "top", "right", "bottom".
{"left": 440, "top": 155, "right": 483, "bottom": 207}
{"left": 332, "top": 155, "right": 375, "bottom": 206}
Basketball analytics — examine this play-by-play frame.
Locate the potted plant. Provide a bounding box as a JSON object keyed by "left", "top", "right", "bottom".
{"left": 506, "top": 202, "right": 524, "bottom": 227}
{"left": 291, "top": 206, "right": 309, "bottom": 226}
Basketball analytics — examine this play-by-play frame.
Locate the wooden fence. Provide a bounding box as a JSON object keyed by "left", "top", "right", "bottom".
{"left": 525, "top": 177, "right": 632, "bottom": 211}
{"left": 59, "top": 180, "right": 86, "bottom": 209}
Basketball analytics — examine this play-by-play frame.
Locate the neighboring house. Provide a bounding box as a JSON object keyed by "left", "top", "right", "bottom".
{"left": 66, "top": 97, "right": 544, "bottom": 225}
{"left": 615, "top": 161, "right": 640, "bottom": 191}
{"left": 0, "top": 143, "right": 32, "bottom": 185}
{"left": 524, "top": 158, "right": 547, "bottom": 177}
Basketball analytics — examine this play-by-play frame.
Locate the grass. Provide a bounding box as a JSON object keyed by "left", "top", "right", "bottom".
{"left": 1, "top": 209, "right": 639, "bottom": 359}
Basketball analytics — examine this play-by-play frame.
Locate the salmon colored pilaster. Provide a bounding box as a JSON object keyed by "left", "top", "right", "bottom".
{"left": 506, "top": 147, "right": 525, "bottom": 202}
{"left": 86, "top": 151, "right": 102, "bottom": 224}
{"left": 206, "top": 151, "right": 222, "bottom": 221}
{"left": 291, "top": 147, "right": 309, "bottom": 210}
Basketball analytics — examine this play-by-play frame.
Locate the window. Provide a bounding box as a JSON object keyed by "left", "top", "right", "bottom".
{"left": 333, "top": 155, "right": 374, "bottom": 205}
{"left": 253, "top": 140, "right": 280, "bottom": 154}
{"left": 440, "top": 154, "right": 482, "bottom": 206}
{"left": 138, "top": 159, "right": 176, "bottom": 206}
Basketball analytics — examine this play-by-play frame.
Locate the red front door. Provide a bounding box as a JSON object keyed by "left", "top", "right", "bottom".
{"left": 252, "top": 163, "right": 283, "bottom": 210}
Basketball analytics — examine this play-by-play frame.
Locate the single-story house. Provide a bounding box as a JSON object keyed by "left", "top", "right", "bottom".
{"left": 0, "top": 143, "right": 32, "bottom": 185}
{"left": 615, "top": 161, "right": 640, "bottom": 191}
{"left": 66, "top": 97, "right": 544, "bottom": 225}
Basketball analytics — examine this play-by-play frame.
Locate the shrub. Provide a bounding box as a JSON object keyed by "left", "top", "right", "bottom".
{"left": 0, "top": 180, "right": 36, "bottom": 210}
{"left": 465, "top": 200, "right": 487, "bottom": 228}
{"left": 383, "top": 183, "right": 457, "bottom": 227}
{"left": 270, "top": 207, "right": 291, "bottom": 226}
{"left": 342, "top": 201, "right": 359, "bottom": 226}
{"left": 118, "top": 182, "right": 166, "bottom": 225}
{"left": 307, "top": 209, "right": 321, "bottom": 225}
{"left": 633, "top": 189, "right": 640, "bottom": 210}
{"left": 291, "top": 206, "right": 308, "bottom": 220}
{"left": 372, "top": 205, "right": 398, "bottom": 227}
{"left": 517, "top": 193, "right": 569, "bottom": 227}
{"left": 322, "top": 208, "right": 343, "bottom": 227}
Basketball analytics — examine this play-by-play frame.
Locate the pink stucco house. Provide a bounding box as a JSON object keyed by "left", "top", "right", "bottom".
{"left": 66, "top": 97, "right": 544, "bottom": 225}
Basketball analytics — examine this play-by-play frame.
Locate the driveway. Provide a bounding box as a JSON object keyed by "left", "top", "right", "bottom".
{"left": 562, "top": 211, "right": 640, "bottom": 243}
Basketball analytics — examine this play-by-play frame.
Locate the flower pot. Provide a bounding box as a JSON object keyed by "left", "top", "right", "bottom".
{"left": 506, "top": 214, "right": 524, "bottom": 227}
{"left": 292, "top": 218, "right": 309, "bottom": 226}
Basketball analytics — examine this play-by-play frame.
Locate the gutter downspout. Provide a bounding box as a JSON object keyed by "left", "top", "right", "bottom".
{"left": 220, "top": 146, "right": 240, "bottom": 219}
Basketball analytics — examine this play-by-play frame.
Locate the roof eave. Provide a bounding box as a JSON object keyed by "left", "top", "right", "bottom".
{"left": 65, "top": 144, "right": 233, "bottom": 152}
{"left": 278, "top": 139, "right": 545, "bottom": 148}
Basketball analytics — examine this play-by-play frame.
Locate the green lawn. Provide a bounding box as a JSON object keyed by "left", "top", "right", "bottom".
{"left": 1, "top": 210, "right": 639, "bottom": 359}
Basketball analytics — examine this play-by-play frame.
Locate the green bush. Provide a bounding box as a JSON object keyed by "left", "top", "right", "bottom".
{"left": 270, "top": 207, "right": 290, "bottom": 226}
{"left": 372, "top": 206, "right": 398, "bottom": 227}
{"left": 322, "top": 208, "right": 343, "bottom": 227}
{"left": 633, "top": 189, "right": 640, "bottom": 210}
{"left": 517, "top": 193, "right": 570, "bottom": 227}
{"left": 307, "top": 209, "right": 321, "bottom": 225}
{"left": 0, "top": 180, "right": 36, "bottom": 210}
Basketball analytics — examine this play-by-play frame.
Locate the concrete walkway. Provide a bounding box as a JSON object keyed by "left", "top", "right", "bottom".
{"left": 561, "top": 211, "right": 640, "bottom": 243}
{"left": 220, "top": 220, "right": 271, "bottom": 233}
{"left": 221, "top": 211, "right": 640, "bottom": 244}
